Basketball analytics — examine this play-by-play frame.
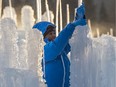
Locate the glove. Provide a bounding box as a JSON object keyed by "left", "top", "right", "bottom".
{"left": 72, "top": 19, "right": 86, "bottom": 27}
{"left": 75, "top": 2, "right": 85, "bottom": 20}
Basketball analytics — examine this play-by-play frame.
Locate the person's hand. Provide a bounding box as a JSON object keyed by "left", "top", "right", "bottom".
{"left": 75, "top": 2, "right": 85, "bottom": 20}
{"left": 72, "top": 19, "right": 86, "bottom": 27}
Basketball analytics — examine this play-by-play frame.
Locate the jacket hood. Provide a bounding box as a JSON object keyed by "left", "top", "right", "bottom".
{"left": 32, "top": 21, "right": 56, "bottom": 35}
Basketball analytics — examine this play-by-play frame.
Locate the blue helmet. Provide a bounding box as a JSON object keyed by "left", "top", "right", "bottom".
{"left": 32, "top": 21, "right": 56, "bottom": 35}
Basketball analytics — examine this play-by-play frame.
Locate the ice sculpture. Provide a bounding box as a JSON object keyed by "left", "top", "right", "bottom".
{"left": 0, "top": 18, "right": 19, "bottom": 68}
{"left": 42, "top": 11, "right": 54, "bottom": 23}
{"left": 21, "top": 5, "right": 35, "bottom": 30}
{"left": 2, "top": 6, "right": 17, "bottom": 25}
{"left": 0, "top": 7, "right": 45, "bottom": 86}
{"left": 0, "top": 68, "right": 39, "bottom": 87}
{"left": 70, "top": 25, "right": 116, "bottom": 87}
{"left": 70, "top": 25, "right": 90, "bottom": 87}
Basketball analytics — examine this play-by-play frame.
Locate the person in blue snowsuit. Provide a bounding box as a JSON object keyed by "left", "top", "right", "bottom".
{"left": 33, "top": 3, "right": 86, "bottom": 87}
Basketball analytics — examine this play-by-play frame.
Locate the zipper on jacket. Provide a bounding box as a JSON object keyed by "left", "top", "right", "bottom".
{"left": 61, "top": 55, "right": 66, "bottom": 87}
{"left": 42, "top": 48, "right": 46, "bottom": 79}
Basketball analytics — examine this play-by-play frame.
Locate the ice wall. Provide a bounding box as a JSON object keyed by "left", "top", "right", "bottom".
{"left": 2, "top": 6, "right": 17, "bottom": 25}
{"left": 70, "top": 25, "right": 116, "bottom": 87}
{"left": 0, "top": 18, "right": 19, "bottom": 68}
{"left": 0, "top": 5, "right": 45, "bottom": 87}
{"left": 21, "top": 5, "right": 35, "bottom": 30}
{"left": 0, "top": 68, "right": 39, "bottom": 87}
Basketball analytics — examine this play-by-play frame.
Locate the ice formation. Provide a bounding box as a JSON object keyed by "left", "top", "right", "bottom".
{"left": 70, "top": 25, "right": 116, "bottom": 87}
{"left": 0, "top": 4, "right": 115, "bottom": 87}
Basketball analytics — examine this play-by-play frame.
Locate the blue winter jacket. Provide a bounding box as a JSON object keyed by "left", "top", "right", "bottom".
{"left": 41, "top": 22, "right": 75, "bottom": 87}
{"left": 33, "top": 21, "right": 75, "bottom": 87}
